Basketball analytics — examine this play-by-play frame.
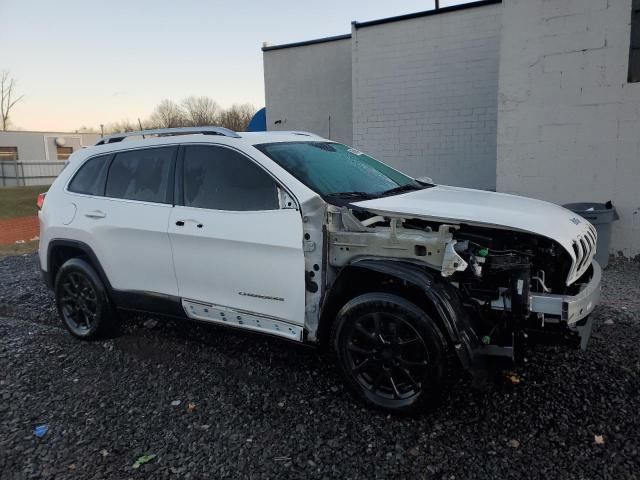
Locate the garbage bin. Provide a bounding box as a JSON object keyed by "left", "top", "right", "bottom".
{"left": 563, "top": 202, "right": 619, "bottom": 268}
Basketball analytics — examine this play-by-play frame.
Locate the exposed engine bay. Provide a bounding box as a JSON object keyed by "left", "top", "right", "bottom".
{"left": 321, "top": 205, "right": 599, "bottom": 369}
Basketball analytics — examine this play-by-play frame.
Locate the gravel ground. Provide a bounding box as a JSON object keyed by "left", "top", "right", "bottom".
{"left": 1, "top": 253, "right": 639, "bottom": 479}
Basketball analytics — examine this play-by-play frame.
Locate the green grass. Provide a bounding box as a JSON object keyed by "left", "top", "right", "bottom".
{"left": 0, "top": 240, "right": 39, "bottom": 257}
{"left": 0, "top": 186, "right": 45, "bottom": 219}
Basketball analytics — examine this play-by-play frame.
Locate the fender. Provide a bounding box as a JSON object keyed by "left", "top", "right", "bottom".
{"left": 326, "top": 258, "right": 485, "bottom": 375}
{"left": 45, "top": 239, "right": 114, "bottom": 292}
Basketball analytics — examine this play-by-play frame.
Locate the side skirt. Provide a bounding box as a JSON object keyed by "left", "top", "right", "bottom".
{"left": 182, "top": 299, "right": 304, "bottom": 342}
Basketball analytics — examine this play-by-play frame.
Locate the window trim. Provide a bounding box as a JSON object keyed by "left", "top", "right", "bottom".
{"left": 174, "top": 143, "right": 300, "bottom": 212}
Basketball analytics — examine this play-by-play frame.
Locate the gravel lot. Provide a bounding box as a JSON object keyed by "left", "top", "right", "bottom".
{"left": 1, "top": 253, "right": 639, "bottom": 479}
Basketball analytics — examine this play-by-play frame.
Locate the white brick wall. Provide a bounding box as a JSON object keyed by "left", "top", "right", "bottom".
{"left": 263, "top": 39, "right": 353, "bottom": 145}
{"left": 351, "top": 4, "right": 502, "bottom": 189}
{"left": 497, "top": 0, "right": 640, "bottom": 257}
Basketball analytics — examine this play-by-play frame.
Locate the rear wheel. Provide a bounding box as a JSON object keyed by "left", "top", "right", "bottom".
{"left": 331, "top": 293, "right": 454, "bottom": 413}
{"left": 55, "top": 258, "right": 117, "bottom": 339}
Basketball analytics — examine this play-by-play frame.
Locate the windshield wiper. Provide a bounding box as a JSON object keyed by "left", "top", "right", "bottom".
{"left": 378, "top": 183, "right": 425, "bottom": 196}
{"left": 325, "top": 191, "right": 379, "bottom": 200}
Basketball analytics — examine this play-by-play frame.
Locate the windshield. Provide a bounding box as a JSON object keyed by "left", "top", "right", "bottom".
{"left": 255, "top": 142, "right": 418, "bottom": 198}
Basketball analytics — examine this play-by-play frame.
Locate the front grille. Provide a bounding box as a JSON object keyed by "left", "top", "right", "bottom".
{"left": 569, "top": 224, "right": 597, "bottom": 283}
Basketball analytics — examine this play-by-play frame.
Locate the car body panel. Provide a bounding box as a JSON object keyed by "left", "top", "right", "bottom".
{"left": 352, "top": 185, "right": 597, "bottom": 284}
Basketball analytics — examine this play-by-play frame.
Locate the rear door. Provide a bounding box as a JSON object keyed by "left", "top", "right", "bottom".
{"left": 168, "top": 144, "right": 305, "bottom": 339}
{"left": 68, "top": 146, "right": 178, "bottom": 297}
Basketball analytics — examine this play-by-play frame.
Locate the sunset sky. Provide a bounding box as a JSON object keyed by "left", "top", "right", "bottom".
{"left": 1, "top": 0, "right": 468, "bottom": 132}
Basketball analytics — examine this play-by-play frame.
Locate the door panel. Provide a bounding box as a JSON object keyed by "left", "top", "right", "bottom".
{"left": 73, "top": 196, "right": 177, "bottom": 295}
{"left": 66, "top": 145, "right": 178, "bottom": 297}
{"left": 168, "top": 206, "right": 305, "bottom": 325}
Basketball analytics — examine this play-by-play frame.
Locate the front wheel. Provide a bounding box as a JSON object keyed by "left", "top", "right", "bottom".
{"left": 54, "top": 258, "right": 117, "bottom": 340}
{"left": 331, "top": 293, "right": 454, "bottom": 414}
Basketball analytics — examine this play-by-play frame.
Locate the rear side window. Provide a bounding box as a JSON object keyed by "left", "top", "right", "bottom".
{"left": 183, "top": 145, "right": 279, "bottom": 211}
{"left": 106, "top": 147, "right": 175, "bottom": 203}
{"left": 68, "top": 155, "right": 110, "bottom": 195}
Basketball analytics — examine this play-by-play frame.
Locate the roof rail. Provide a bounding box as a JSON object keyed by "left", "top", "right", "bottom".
{"left": 95, "top": 126, "right": 241, "bottom": 145}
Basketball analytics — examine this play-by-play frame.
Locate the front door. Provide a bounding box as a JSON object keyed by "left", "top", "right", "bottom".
{"left": 168, "top": 144, "right": 306, "bottom": 339}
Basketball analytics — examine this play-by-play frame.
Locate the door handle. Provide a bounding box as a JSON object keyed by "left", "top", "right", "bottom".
{"left": 85, "top": 210, "right": 106, "bottom": 219}
{"left": 175, "top": 219, "right": 203, "bottom": 228}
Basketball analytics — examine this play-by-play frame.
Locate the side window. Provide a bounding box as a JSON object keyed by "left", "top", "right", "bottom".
{"left": 183, "top": 145, "right": 279, "bottom": 211}
{"left": 68, "top": 154, "right": 110, "bottom": 195}
{"left": 106, "top": 147, "right": 174, "bottom": 203}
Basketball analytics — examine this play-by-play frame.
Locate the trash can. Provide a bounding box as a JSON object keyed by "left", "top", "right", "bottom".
{"left": 563, "top": 201, "right": 619, "bottom": 268}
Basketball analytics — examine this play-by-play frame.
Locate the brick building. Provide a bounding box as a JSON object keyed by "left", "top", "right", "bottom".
{"left": 262, "top": 0, "right": 640, "bottom": 257}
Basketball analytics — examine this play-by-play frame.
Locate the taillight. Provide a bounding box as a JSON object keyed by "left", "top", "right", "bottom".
{"left": 37, "top": 192, "right": 46, "bottom": 210}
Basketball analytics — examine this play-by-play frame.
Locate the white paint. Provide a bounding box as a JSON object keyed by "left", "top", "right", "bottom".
{"left": 169, "top": 206, "right": 305, "bottom": 326}
{"left": 496, "top": 0, "right": 640, "bottom": 257}
{"left": 351, "top": 4, "right": 502, "bottom": 190}
{"left": 353, "top": 184, "right": 597, "bottom": 284}
{"left": 263, "top": 38, "right": 353, "bottom": 145}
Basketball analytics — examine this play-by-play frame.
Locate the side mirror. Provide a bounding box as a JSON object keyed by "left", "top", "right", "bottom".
{"left": 416, "top": 176, "right": 434, "bottom": 185}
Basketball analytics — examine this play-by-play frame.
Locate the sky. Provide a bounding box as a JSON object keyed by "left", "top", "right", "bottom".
{"left": 2, "top": 0, "right": 468, "bottom": 132}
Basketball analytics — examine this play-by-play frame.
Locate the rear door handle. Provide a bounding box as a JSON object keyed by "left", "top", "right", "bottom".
{"left": 85, "top": 210, "right": 106, "bottom": 219}
{"left": 175, "top": 219, "right": 203, "bottom": 228}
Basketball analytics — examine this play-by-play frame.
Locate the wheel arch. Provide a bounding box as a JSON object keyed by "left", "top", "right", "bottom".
{"left": 318, "top": 259, "right": 483, "bottom": 373}
{"left": 46, "top": 239, "right": 113, "bottom": 295}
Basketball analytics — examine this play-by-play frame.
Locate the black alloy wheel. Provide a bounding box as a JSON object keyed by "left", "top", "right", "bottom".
{"left": 59, "top": 271, "right": 98, "bottom": 334}
{"left": 332, "top": 293, "right": 453, "bottom": 413}
{"left": 55, "top": 258, "right": 116, "bottom": 339}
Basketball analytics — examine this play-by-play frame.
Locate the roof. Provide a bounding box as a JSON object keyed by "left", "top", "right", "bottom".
{"left": 262, "top": 0, "right": 502, "bottom": 51}
{"left": 262, "top": 34, "right": 351, "bottom": 52}
{"left": 352, "top": 0, "right": 502, "bottom": 29}
{"left": 72, "top": 130, "right": 329, "bottom": 161}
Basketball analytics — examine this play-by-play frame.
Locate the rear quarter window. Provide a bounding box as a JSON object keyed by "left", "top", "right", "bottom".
{"left": 67, "top": 154, "right": 110, "bottom": 195}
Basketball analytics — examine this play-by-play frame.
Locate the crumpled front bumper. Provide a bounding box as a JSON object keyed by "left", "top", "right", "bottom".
{"left": 529, "top": 260, "right": 602, "bottom": 349}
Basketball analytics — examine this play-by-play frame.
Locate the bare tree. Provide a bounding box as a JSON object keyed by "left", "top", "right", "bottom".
{"left": 1, "top": 71, "right": 24, "bottom": 131}
{"left": 105, "top": 120, "right": 138, "bottom": 134}
{"left": 75, "top": 125, "right": 98, "bottom": 134}
{"left": 218, "top": 104, "right": 256, "bottom": 131}
{"left": 182, "top": 96, "right": 219, "bottom": 126}
{"left": 148, "top": 99, "right": 185, "bottom": 128}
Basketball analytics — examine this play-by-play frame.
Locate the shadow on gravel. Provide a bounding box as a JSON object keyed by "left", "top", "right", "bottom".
{"left": 1, "top": 253, "right": 639, "bottom": 479}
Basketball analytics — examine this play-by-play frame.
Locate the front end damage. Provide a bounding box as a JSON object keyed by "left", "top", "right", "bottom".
{"left": 322, "top": 205, "right": 601, "bottom": 379}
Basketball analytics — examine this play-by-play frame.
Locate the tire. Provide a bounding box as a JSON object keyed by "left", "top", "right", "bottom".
{"left": 331, "top": 292, "right": 454, "bottom": 414}
{"left": 54, "top": 258, "right": 118, "bottom": 340}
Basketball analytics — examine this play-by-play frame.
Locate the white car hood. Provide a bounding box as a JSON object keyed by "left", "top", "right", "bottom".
{"left": 352, "top": 185, "right": 596, "bottom": 284}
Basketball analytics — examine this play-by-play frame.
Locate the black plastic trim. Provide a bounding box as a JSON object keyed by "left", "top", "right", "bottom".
{"left": 46, "top": 239, "right": 114, "bottom": 294}
{"left": 353, "top": 0, "right": 502, "bottom": 29}
{"left": 262, "top": 34, "right": 351, "bottom": 52}
{"left": 111, "top": 290, "right": 186, "bottom": 319}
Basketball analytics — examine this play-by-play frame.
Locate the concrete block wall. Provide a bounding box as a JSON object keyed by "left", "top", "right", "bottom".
{"left": 263, "top": 38, "right": 353, "bottom": 145}
{"left": 351, "top": 3, "right": 502, "bottom": 190}
{"left": 497, "top": 0, "right": 640, "bottom": 257}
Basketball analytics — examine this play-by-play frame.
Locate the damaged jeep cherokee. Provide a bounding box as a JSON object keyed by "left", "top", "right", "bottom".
{"left": 39, "top": 127, "right": 601, "bottom": 413}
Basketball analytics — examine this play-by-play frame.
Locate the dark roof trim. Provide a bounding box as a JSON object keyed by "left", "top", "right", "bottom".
{"left": 352, "top": 0, "right": 502, "bottom": 29}
{"left": 262, "top": 33, "right": 351, "bottom": 52}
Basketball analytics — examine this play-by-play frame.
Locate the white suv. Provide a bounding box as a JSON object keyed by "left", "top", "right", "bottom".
{"left": 39, "top": 127, "right": 601, "bottom": 413}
